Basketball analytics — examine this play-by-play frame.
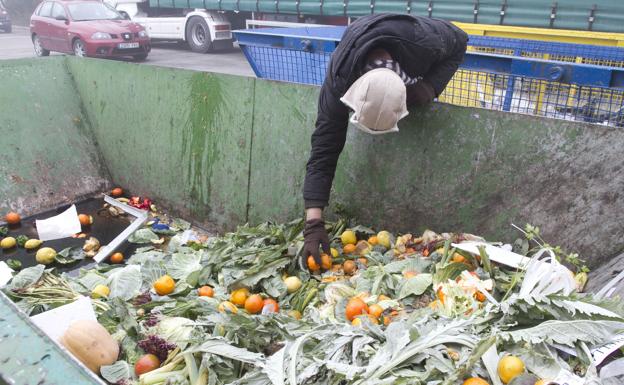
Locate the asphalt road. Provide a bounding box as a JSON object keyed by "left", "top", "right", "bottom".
{"left": 0, "top": 26, "right": 255, "bottom": 77}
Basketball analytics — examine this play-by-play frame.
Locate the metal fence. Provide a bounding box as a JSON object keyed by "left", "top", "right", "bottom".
{"left": 234, "top": 27, "right": 624, "bottom": 127}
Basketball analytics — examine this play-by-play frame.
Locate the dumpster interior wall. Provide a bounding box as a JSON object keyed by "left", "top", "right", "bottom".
{"left": 2, "top": 57, "right": 623, "bottom": 269}
{"left": 0, "top": 59, "right": 110, "bottom": 217}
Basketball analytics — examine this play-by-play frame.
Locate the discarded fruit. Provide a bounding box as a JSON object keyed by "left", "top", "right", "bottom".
{"left": 376, "top": 231, "right": 392, "bottom": 248}
{"left": 198, "top": 285, "right": 214, "bottom": 297}
{"left": 24, "top": 239, "right": 43, "bottom": 250}
{"left": 111, "top": 187, "right": 124, "bottom": 197}
{"left": 1, "top": 237, "right": 17, "bottom": 249}
{"left": 284, "top": 276, "right": 302, "bottom": 293}
{"left": 36, "top": 247, "right": 57, "bottom": 264}
{"left": 153, "top": 275, "right": 175, "bottom": 296}
{"left": 498, "top": 355, "right": 525, "bottom": 384}
{"left": 15, "top": 235, "right": 28, "bottom": 247}
{"left": 378, "top": 294, "right": 391, "bottom": 301}
{"left": 355, "top": 240, "right": 371, "bottom": 255}
{"left": 321, "top": 253, "right": 332, "bottom": 270}
{"left": 368, "top": 236, "right": 378, "bottom": 245}
{"left": 92, "top": 284, "right": 110, "bottom": 298}
{"left": 288, "top": 310, "right": 302, "bottom": 320}
{"left": 262, "top": 298, "right": 279, "bottom": 313}
{"left": 357, "top": 257, "right": 368, "bottom": 267}
{"left": 230, "top": 288, "right": 250, "bottom": 306}
{"left": 345, "top": 297, "right": 369, "bottom": 321}
{"left": 83, "top": 237, "right": 100, "bottom": 253}
{"left": 245, "top": 294, "right": 264, "bottom": 314}
{"left": 5, "top": 212, "right": 21, "bottom": 225}
{"left": 340, "top": 230, "right": 357, "bottom": 245}
{"left": 330, "top": 247, "right": 339, "bottom": 258}
{"left": 462, "top": 378, "right": 490, "bottom": 385}
{"left": 60, "top": 320, "right": 119, "bottom": 373}
{"left": 452, "top": 252, "right": 466, "bottom": 263}
{"left": 343, "top": 244, "right": 356, "bottom": 254}
{"left": 474, "top": 291, "right": 486, "bottom": 302}
{"left": 78, "top": 214, "right": 93, "bottom": 226}
{"left": 134, "top": 354, "right": 160, "bottom": 376}
{"left": 352, "top": 314, "right": 379, "bottom": 326}
{"left": 218, "top": 301, "right": 238, "bottom": 314}
{"left": 534, "top": 380, "right": 546, "bottom": 385}
{"left": 343, "top": 260, "right": 357, "bottom": 275}
{"left": 110, "top": 252, "right": 124, "bottom": 264}
{"left": 307, "top": 256, "right": 320, "bottom": 272}
{"left": 368, "top": 304, "right": 383, "bottom": 318}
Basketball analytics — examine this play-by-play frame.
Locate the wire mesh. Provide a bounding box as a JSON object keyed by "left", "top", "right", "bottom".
{"left": 239, "top": 36, "right": 624, "bottom": 128}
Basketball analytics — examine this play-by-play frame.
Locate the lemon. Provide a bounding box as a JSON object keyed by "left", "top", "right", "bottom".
{"left": 218, "top": 301, "right": 238, "bottom": 314}
{"left": 340, "top": 230, "right": 357, "bottom": 246}
{"left": 24, "top": 239, "right": 43, "bottom": 250}
{"left": 376, "top": 231, "right": 392, "bottom": 249}
{"left": 92, "top": 284, "right": 110, "bottom": 298}
{"left": 0, "top": 237, "right": 17, "bottom": 249}
{"left": 35, "top": 247, "right": 57, "bottom": 265}
{"left": 284, "top": 276, "right": 302, "bottom": 293}
{"left": 498, "top": 355, "right": 525, "bottom": 384}
{"left": 330, "top": 247, "right": 339, "bottom": 258}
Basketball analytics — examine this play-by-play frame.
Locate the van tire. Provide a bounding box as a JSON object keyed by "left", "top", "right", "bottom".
{"left": 186, "top": 17, "right": 212, "bottom": 53}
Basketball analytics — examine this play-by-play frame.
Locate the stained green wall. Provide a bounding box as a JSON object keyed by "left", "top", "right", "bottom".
{"left": 0, "top": 58, "right": 109, "bottom": 216}
{"left": 1, "top": 57, "right": 621, "bottom": 267}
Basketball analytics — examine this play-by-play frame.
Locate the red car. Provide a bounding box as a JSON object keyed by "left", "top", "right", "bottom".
{"left": 30, "top": 0, "right": 150, "bottom": 61}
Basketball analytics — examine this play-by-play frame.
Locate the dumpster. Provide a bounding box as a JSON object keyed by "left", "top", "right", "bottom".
{"left": 1, "top": 56, "right": 624, "bottom": 384}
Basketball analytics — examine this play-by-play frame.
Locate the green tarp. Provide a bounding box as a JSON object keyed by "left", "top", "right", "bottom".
{"left": 148, "top": 0, "right": 624, "bottom": 33}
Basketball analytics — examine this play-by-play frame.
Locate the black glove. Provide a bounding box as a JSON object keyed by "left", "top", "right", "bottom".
{"left": 302, "top": 219, "right": 330, "bottom": 269}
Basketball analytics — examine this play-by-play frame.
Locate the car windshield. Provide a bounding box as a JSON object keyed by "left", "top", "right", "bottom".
{"left": 67, "top": 2, "right": 122, "bottom": 21}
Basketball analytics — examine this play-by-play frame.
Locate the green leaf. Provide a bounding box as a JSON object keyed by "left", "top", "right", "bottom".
{"left": 0, "top": 226, "right": 7, "bottom": 237}
{"left": 128, "top": 228, "right": 159, "bottom": 244}
{"left": 166, "top": 252, "right": 202, "bottom": 281}
{"left": 100, "top": 361, "right": 131, "bottom": 383}
{"left": 8, "top": 264, "right": 44, "bottom": 290}
{"left": 77, "top": 271, "right": 107, "bottom": 291}
{"left": 501, "top": 320, "right": 624, "bottom": 347}
{"left": 188, "top": 338, "right": 265, "bottom": 365}
{"left": 433, "top": 262, "right": 469, "bottom": 284}
{"left": 55, "top": 247, "right": 86, "bottom": 264}
{"left": 106, "top": 265, "right": 142, "bottom": 300}
{"left": 398, "top": 274, "right": 433, "bottom": 299}
{"left": 6, "top": 259, "right": 22, "bottom": 270}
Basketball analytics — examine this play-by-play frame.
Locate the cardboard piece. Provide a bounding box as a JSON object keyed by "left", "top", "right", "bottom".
{"left": 30, "top": 296, "right": 97, "bottom": 342}
{"left": 36, "top": 205, "right": 82, "bottom": 241}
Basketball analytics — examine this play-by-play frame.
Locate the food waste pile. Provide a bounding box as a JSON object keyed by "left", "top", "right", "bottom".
{"left": 1, "top": 194, "right": 623, "bottom": 385}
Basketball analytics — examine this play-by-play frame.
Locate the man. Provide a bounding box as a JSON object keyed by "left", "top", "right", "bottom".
{"left": 303, "top": 14, "right": 468, "bottom": 265}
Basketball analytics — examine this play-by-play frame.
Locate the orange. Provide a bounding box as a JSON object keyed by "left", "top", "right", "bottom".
{"left": 245, "top": 294, "right": 264, "bottom": 314}
{"left": 230, "top": 288, "right": 250, "bottom": 306}
{"left": 403, "top": 271, "right": 418, "bottom": 279}
{"left": 110, "top": 252, "right": 124, "bottom": 264}
{"left": 368, "top": 236, "right": 378, "bottom": 245}
{"left": 307, "top": 256, "right": 320, "bottom": 272}
{"left": 343, "top": 244, "right": 356, "bottom": 254}
{"left": 474, "top": 291, "right": 486, "bottom": 302}
{"left": 321, "top": 253, "right": 332, "bottom": 270}
{"left": 198, "top": 285, "right": 214, "bottom": 297}
{"left": 111, "top": 187, "right": 124, "bottom": 197}
{"left": 452, "top": 252, "right": 466, "bottom": 263}
{"left": 5, "top": 212, "right": 20, "bottom": 225}
{"left": 358, "top": 258, "right": 368, "bottom": 267}
{"left": 368, "top": 304, "right": 383, "bottom": 318}
{"left": 345, "top": 297, "right": 369, "bottom": 321}
{"left": 343, "top": 260, "right": 357, "bottom": 275}
{"left": 262, "top": 298, "right": 279, "bottom": 313}
{"left": 463, "top": 378, "right": 490, "bottom": 385}
{"left": 218, "top": 301, "right": 238, "bottom": 314}
{"left": 78, "top": 214, "right": 93, "bottom": 226}
{"left": 153, "top": 275, "right": 175, "bottom": 296}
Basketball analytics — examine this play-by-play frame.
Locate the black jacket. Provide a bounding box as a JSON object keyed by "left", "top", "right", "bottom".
{"left": 303, "top": 14, "right": 468, "bottom": 209}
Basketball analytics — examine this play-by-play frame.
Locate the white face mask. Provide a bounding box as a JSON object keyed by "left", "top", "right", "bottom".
{"left": 348, "top": 113, "right": 400, "bottom": 135}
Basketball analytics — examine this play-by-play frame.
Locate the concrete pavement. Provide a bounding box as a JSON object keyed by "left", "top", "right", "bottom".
{"left": 0, "top": 26, "right": 255, "bottom": 77}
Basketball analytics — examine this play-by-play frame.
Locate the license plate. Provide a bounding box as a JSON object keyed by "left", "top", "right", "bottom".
{"left": 118, "top": 42, "right": 139, "bottom": 49}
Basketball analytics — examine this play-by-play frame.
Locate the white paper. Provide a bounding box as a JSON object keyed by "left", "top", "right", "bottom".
{"left": 30, "top": 296, "right": 97, "bottom": 341}
{"left": 36, "top": 205, "right": 82, "bottom": 241}
{"left": 0, "top": 261, "right": 15, "bottom": 288}
{"left": 452, "top": 241, "right": 532, "bottom": 269}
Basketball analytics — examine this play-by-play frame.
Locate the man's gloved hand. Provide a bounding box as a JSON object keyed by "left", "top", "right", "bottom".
{"left": 302, "top": 218, "right": 330, "bottom": 269}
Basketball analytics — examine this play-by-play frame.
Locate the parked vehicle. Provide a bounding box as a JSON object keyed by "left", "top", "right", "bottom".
{"left": 30, "top": 0, "right": 151, "bottom": 60}
{"left": 0, "top": 1, "right": 11, "bottom": 33}
{"left": 104, "top": 0, "right": 232, "bottom": 53}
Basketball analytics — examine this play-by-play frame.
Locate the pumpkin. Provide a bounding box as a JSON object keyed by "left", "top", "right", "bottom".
{"left": 59, "top": 320, "right": 119, "bottom": 373}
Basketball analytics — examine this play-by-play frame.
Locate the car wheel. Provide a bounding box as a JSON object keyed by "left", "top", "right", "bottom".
{"left": 73, "top": 38, "right": 87, "bottom": 57}
{"left": 133, "top": 53, "right": 148, "bottom": 61}
{"left": 186, "top": 17, "right": 212, "bottom": 53}
{"left": 33, "top": 35, "right": 50, "bottom": 57}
